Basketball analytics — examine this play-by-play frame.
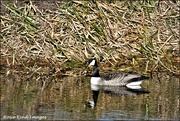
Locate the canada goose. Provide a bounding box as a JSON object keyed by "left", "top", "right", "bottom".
{"left": 85, "top": 58, "right": 149, "bottom": 88}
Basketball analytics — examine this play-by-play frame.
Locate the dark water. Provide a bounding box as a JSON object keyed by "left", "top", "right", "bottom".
{"left": 1, "top": 73, "right": 179, "bottom": 120}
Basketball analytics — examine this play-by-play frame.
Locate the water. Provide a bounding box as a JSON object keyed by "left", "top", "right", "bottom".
{"left": 1, "top": 73, "right": 179, "bottom": 120}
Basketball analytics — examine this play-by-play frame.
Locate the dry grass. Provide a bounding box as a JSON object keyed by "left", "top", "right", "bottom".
{"left": 0, "top": 0, "right": 179, "bottom": 76}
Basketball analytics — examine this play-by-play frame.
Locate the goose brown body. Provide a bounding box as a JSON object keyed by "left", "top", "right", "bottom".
{"left": 99, "top": 72, "right": 149, "bottom": 86}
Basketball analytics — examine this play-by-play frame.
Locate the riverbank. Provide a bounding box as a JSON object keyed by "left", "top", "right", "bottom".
{"left": 1, "top": 0, "right": 179, "bottom": 76}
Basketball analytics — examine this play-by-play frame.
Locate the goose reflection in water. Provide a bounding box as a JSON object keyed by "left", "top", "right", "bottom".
{"left": 86, "top": 84, "right": 150, "bottom": 108}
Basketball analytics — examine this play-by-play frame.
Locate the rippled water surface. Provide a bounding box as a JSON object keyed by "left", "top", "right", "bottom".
{"left": 1, "top": 73, "right": 179, "bottom": 120}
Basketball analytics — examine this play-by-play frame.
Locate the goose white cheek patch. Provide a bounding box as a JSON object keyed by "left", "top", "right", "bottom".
{"left": 89, "top": 60, "right": 95, "bottom": 66}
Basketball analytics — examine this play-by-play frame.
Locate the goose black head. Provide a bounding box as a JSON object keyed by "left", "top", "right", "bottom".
{"left": 85, "top": 58, "right": 98, "bottom": 67}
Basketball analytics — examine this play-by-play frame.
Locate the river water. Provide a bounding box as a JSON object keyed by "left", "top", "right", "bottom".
{"left": 1, "top": 72, "right": 179, "bottom": 120}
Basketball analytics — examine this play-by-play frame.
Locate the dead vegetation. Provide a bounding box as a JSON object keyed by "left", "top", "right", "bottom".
{"left": 0, "top": 0, "right": 179, "bottom": 76}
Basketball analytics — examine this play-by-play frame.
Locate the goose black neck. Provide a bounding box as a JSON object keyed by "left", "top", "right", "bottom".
{"left": 92, "top": 66, "right": 100, "bottom": 77}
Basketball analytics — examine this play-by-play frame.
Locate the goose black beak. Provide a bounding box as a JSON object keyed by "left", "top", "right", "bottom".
{"left": 84, "top": 60, "right": 89, "bottom": 66}
{"left": 84, "top": 59, "right": 92, "bottom": 67}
